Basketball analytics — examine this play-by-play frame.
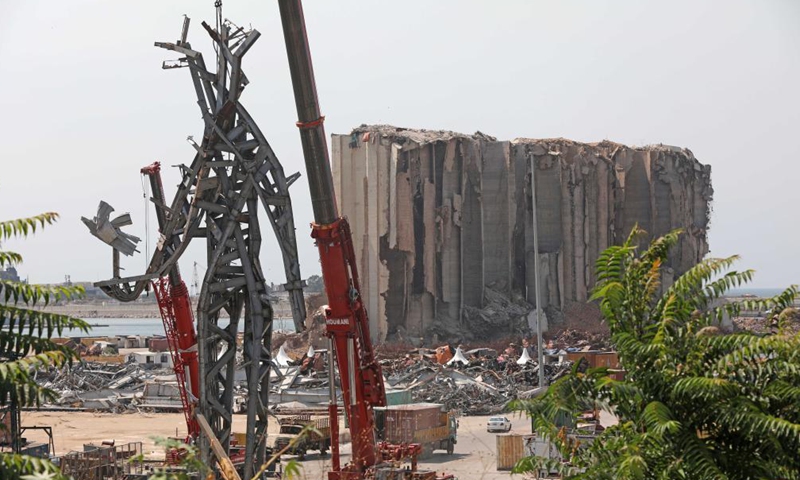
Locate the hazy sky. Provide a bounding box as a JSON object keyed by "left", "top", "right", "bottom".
{"left": 1, "top": 0, "right": 798, "bottom": 289}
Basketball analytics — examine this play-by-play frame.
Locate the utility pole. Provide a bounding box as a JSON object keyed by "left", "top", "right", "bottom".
{"left": 530, "top": 154, "right": 546, "bottom": 388}
{"left": 191, "top": 262, "right": 200, "bottom": 298}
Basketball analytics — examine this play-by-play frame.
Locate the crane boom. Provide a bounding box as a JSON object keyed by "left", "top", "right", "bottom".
{"left": 141, "top": 162, "right": 201, "bottom": 441}
{"left": 277, "top": 1, "right": 387, "bottom": 478}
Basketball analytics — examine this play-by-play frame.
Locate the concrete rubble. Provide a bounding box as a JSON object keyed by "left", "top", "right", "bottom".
{"left": 35, "top": 362, "right": 179, "bottom": 412}
{"left": 36, "top": 341, "right": 613, "bottom": 422}
{"left": 380, "top": 345, "right": 575, "bottom": 416}
{"left": 331, "top": 125, "right": 713, "bottom": 343}
{"left": 37, "top": 292, "right": 615, "bottom": 416}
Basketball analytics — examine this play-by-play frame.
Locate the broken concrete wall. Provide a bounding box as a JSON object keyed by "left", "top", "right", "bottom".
{"left": 332, "top": 126, "right": 713, "bottom": 342}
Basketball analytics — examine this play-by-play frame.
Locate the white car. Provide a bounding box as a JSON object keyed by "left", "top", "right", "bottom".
{"left": 487, "top": 416, "right": 512, "bottom": 433}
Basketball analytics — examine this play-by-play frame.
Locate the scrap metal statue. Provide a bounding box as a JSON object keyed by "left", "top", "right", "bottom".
{"left": 84, "top": 9, "right": 306, "bottom": 478}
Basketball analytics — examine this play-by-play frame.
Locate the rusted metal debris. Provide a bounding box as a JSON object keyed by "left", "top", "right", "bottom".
{"left": 60, "top": 441, "right": 144, "bottom": 480}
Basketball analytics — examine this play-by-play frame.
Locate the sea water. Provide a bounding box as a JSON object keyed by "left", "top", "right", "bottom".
{"left": 50, "top": 317, "right": 296, "bottom": 338}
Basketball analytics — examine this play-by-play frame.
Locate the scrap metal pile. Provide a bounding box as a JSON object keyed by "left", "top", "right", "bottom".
{"left": 36, "top": 361, "right": 177, "bottom": 412}
{"left": 381, "top": 346, "right": 573, "bottom": 416}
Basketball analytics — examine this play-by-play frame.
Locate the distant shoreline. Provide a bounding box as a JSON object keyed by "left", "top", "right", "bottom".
{"left": 37, "top": 303, "right": 294, "bottom": 319}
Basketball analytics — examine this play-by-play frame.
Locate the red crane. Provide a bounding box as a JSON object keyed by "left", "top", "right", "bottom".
{"left": 278, "top": 2, "right": 451, "bottom": 479}
{"left": 140, "top": 161, "right": 200, "bottom": 442}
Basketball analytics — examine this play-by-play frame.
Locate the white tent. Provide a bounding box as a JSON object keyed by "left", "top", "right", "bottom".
{"left": 275, "top": 344, "right": 293, "bottom": 367}
{"left": 517, "top": 348, "right": 533, "bottom": 365}
{"left": 446, "top": 347, "right": 469, "bottom": 366}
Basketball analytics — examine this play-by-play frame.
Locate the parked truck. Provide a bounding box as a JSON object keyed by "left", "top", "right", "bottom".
{"left": 273, "top": 415, "right": 331, "bottom": 459}
{"left": 373, "top": 403, "right": 458, "bottom": 457}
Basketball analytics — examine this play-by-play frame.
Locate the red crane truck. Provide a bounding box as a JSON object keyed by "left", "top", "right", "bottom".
{"left": 278, "top": 1, "right": 454, "bottom": 479}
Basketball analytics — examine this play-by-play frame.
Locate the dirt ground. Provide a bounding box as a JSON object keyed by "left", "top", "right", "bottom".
{"left": 22, "top": 410, "right": 618, "bottom": 479}
{"left": 296, "top": 415, "right": 532, "bottom": 480}
{"left": 21, "top": 410, "right": 289, "bottom": 457}
{"left": 22, "top": 411, "right": 537, "bottom": 479}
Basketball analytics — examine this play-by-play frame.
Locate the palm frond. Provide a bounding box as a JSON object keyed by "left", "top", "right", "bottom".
{"left": 665, "top": 256, "right": 740, "bottom": 309}
{"left": 0, "top": 281, "right": 84, "bottom": 307}
{"left": 615, "top": 454, "right": 647, "bottom": 480}
{"left": 671, "top": 377, "right": 738, "bottom": 404}
{"left": 676, "top": 433, "right": 726, "bottom": 480}
{"left": 640, "top": 229, "right": 681, "bottom": 264}
{"left": 0, "top": 305, "right": 90, "bottom": 341}
{"left": 0, "top": 213, "right": 59, "bottom": 241}
{"left": 642, "top": 401, "right": 681, "bottom": 437}
{"left": 0, "top": 251, "right": 23, "bottom": 268}
{"left": 0, "top": 352, "right": 68, "bottom": 406}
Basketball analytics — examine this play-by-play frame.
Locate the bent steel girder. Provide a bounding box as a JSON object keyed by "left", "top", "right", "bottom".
{"left": 90, "top": 14, "right": 307, "bottom": 478}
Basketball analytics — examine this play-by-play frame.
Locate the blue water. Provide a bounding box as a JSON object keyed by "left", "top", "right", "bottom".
{"left": 55, "top": 317, "right": 297, "bottom": 339}
{"left": 725, "top": 288, "right": 785, "bottom": 298}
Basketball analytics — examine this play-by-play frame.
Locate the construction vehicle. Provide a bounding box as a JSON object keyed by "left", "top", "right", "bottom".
{"left": 273, "top": 415, "right": 331, "bottom": 459}
{"left": 374, "top": 404, "right": 458, "bottom": 457}
{"left": 278, "top": 2, "right": 454, "bottom": 479}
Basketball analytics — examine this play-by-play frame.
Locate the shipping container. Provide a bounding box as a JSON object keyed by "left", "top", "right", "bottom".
{"left": 496, "top": 434, "right": 527, "bottom": 470}
{"left": 20, "top": 442, "right": 50, "bottom": 458}
{"left": 374, "top": 403, "right": 458, "bottom": 456}
{"left": 566, "top": 351, "right": 620, "bottom": 370}
{"left": 608, "top": 369, "right": 626, "bottom": 381}
{"left": 375, "top": 403, "right": 443, "bottom": 443}
{"left": 594, "top": 352, "right": 619, "bottom": 368}
{"left": 148, "top": 337, "right": 170, "bottom": 352}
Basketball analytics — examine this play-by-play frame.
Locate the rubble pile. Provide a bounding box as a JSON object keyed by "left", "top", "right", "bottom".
{"left": 733, "top": 310, "right": 800, "bottom": 336}
{"left": 549, "top": 328, "right": 612, "bottom": 351}
{"left": 381, "top": 347, "right": 573, "bottom": 415}
{"left": 426, "top": 284, "right": 532, "bottom": 343}
{"left": 271, "top": 304, "right": 328, "bottom": 358}
{"left": 461, "top": 285, "right": 531, "bottom": 340}
{"left": 36, "top": 361, "right": 175, "bottom": 412}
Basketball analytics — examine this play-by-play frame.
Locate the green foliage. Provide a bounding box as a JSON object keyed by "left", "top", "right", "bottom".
{"left": 0, "top": 211, "right": 90, "bottom": 480}
{"left": 144, "top": 426, "right": 306, "bottom": 480}
{"left": 515, "top": 227, "right": 800, "bottom": 479}
{"left": 0, "top": 452, "right": 69, "bottom": 480}
{"left": 0, "top": 214, "right": 59, "bottom": 242}
{"left": 138, "top": 437, "right": 207, "bottom": 480}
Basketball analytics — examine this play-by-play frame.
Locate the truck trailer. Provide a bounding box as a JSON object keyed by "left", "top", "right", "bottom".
{"left": 273, "top": 415, "right": 332, "bottom": 459}
{"left": 373, "top": 403, "right": 458, "bottom": 457}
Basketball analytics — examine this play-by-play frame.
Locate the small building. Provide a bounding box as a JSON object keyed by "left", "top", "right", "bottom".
{"left": 121, "top": 336, "right": 145, "bottom": 349}
{"left": 0, "top": 267, "right": 21, "bottom": 282}
{"left": 127, "top": 351, "right": 173, "bottom": 368}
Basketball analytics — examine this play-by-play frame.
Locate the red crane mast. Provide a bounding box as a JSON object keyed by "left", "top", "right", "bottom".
{"left": 140, "top": 161, "right": 201, "bottom": 441}
{"left": 278, "top": 2, "right": 447, "bottom": 479}
{"left": 277, "top": 1, "right": 384, "bottom": 476}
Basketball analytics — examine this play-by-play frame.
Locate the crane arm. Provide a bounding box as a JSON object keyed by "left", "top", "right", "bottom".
{"left": 277, "top": 1, "right": 386, "bottom": 477}
{"left": 141, "top": 162, "right": 201, "bottom": 441}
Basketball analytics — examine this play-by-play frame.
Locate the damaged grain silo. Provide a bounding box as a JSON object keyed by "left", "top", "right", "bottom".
{"left": 331, "top": 125, "right": 713, "bottom": 343}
